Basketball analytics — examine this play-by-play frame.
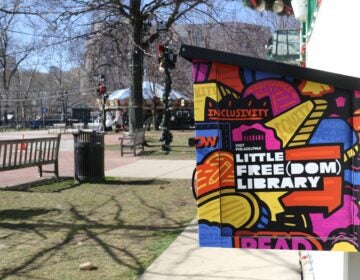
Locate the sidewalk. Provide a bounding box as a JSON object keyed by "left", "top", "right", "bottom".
{"left": 139, "top": 221, "right": 301, "bottom": 280}
{"left": 106, "top": 159, "right": 195, "bottom": 179}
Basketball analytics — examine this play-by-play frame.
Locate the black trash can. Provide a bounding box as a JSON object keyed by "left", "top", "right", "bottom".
{"left": 74, "top": 131, "right": 104, "bottom": 182}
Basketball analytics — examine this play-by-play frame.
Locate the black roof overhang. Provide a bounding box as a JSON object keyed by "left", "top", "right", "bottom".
{"left": 179, "top": 44, "right": 360, "bottom": 91}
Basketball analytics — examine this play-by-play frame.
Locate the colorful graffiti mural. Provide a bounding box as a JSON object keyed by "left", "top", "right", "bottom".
{"left": 181, "top": 45, "right": 360, "bottom": 252}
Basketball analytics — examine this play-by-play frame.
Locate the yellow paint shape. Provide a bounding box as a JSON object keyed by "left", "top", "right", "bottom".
{"left": 331, "top": 242, "right": 357, "bottom": 252}
{"left": 292, "top": 133, "right": 311, "bottom": 142}
{"left": 255, "top": 192, "right": 286, "bottom": 221}
{"left": 347, "top": 149, "right": 356, "bottom": 158}
{"left": 288, "top": 142, "right": 307, "bottom": 147}
{"left": 266, "top": 101, "right": 314, "bottom": 147}
{"left": 304, "top": 119, "right": 319, "bottom": 126}
{"left": 309, "top": 111, "right": 325, "bottom": 118}
{"left": 316, "top": 105, "right": 328, "bottom": 110}
{"left": 193, "top": 83, "right": 219, "bottom": 121}
{"left": 301, "top": 81, "right": 334, "bottom": 96}
{"left": 198, "top": 193, "right": 259, "bottom": 228}
{"left": 299, "top": 126, "right": 315, "bottom": 133}
{"left": 344, "top": 144, "right": 359, "bottom": 162}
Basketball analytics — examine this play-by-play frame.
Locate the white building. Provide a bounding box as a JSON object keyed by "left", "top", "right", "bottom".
{"left": 306, "top": 0, "right": 360, "bottom": 78}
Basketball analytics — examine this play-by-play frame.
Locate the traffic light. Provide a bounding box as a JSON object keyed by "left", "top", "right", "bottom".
{"left": 157, "top": 44, "right": 177, "bottom": 71}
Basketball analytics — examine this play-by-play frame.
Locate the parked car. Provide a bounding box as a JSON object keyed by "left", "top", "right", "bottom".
{"left": 170, "top": 109, "right": 194, "bottom": 130}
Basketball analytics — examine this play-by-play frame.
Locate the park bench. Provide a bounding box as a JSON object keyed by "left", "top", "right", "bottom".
{"left": 119, "top": 128, "right": 145, "bottom": 156}
{"left": 0, "top": 134, "right": 61, "bottom": 178}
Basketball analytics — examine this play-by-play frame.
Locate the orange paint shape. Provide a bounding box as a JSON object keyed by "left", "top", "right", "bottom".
{"left": 349, "top": 114, "right": 360, "bottom": 131}
{"left": 285, "top": 146, "right": 341, "bottom": 161}
{"left": 196, "top": 151, "right": 235, "bottom": 196}
{"left": 281, "top": 176, "right": 342, "bottom": 215}
{"left": 209, "top": 117, "right": 262, "bottom": 121}
{"left": 208, "top": 62, "right": 244, "bottom": 93}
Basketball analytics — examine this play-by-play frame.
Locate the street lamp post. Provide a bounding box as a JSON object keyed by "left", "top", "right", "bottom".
{"left": 97, "top": 75, "right": 108, "bottom": 132}
{"left": 61, "top": 91, "right": 68, "bottom": 124}
{"left": 157, "top": 24, "right": 177, "bottom": 151}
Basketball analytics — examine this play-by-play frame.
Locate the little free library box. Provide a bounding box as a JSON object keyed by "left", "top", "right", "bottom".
{"left": 180, "top": 44, "right": 360, "bottom": 252}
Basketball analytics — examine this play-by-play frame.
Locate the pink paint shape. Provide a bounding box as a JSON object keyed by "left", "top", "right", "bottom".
{"left": 232, "top": 123, "right": 281, "bottom": 150}
{"left": 192, "top": 60, "right": 209, "bottom": 82}
{"left": 310, "top": 194, "right": 360, "bottom": 242}
{"left": 243, "top": 80, "right": 300, "bottom": 116}
{"left": 336, "top": 96, "right": 346, "bottom": 107}
{"left": 355, "top": 90, "right": 360, "bottom": 98}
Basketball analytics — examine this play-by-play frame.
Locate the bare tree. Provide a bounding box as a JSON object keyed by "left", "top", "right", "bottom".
{"left": 0, "top": 0, "right": 43, "bottom": 125}
{"left": 0, "top": 0, "right": 296, "bottom": 130}
{"left": 37, "top": 0, "right": 224, "bottom": 133}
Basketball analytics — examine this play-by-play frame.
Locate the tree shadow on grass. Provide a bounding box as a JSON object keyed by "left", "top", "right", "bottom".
{"left": 0, "top": 208, "right": 61, "bottom": 220}
{"left": 1, "top": 177, "right": 80, "bottom": 193}
{"left": 0, "top": 194, "right": 190, "bottom": 280}
{"left": 101, "top": 179, "right": 170, "bottom": 186}
{"left": 1, "top": 178, "right": 172, "bottom": 194}
{"left": 140, "top": 150, "right": 158, "bottom": 156}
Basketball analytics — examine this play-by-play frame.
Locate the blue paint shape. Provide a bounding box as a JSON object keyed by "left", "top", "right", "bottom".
{"left": 195, "top": 128, "right": 222, "bottom": 163}
{"left": 309, "top": 119, "right": 358, "bottom": 150}
{"left": 256, "top": 71, "right": 282, "bottom": 80}
{"left": 243, "top": 69, "right": 254, "bottom": 84}
{"left": 257, "top": 207, "right": 269, "bottom": 229}
{"left": 260, "top": 216, "right": 269, "bottom": 225}
{"left": 344, "top": 169, "right": 360, "bottom": 186}
{"left": 221, "top": 227, "right": 233, "bottom": 237}
{"left": 199, "top": 224, "right": 232, "bottom": 248}
{"left": 243, "top": 68, "right": 293, "bottom": 84}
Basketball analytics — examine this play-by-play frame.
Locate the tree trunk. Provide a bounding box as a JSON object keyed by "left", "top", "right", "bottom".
{"left": 129, "top": 1, "right": 144, "bottom": 134}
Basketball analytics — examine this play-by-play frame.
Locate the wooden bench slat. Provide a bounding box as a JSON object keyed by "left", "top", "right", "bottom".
{"left": 3, "top": 144, "right": 7, "bottom": 167}
{"left": 0, "top": 134, "right": 61, "bottom": 178}
{"left": 46, "top": 140, "right": 50, "bottom": 161}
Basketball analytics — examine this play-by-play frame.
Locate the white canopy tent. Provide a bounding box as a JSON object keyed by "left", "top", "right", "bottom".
{"left": 108, "top": 81, "right": 189, "bottom": 101}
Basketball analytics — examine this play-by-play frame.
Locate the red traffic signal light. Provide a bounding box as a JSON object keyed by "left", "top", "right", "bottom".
{"left": 97, "top": 84, "right": 107, "bottom": 95}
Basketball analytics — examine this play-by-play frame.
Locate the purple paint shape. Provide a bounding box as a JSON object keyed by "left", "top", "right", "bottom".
{"left": 192, "top": 59, "right": 210, "bottom": 82}
{"left": 243, "top": 80, "right": 301, "bottom": 116}
{"left": 310, "top": 194, "right": 360, "bottom": 242}
{"left": 232, "top": 123, "right": 281, "bottom": 150}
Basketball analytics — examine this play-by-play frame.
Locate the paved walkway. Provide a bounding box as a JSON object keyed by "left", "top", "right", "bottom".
{"left": 0, "top": 130, "right": 302, "bottom": 280}
{"left": 140, "top": 221, "right": 301, "bottom": 280}
{"left": 106, "top": 159, "right": 195, "bottom": 179}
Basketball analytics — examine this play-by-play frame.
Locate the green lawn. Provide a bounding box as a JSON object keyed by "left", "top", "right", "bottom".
{"left": 0, "top": 178, "right": 196, "bottom": 280}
